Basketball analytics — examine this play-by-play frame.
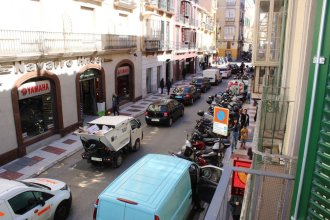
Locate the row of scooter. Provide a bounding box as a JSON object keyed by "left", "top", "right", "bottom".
{"left": 171, "top": 90, "right": 245, "bottom": 167}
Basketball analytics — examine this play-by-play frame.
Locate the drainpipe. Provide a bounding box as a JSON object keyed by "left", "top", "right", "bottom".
{"left": 292, "top": 0, "right": 328, "bottom": 219}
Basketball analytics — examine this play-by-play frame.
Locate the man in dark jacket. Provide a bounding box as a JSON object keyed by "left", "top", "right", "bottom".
{"left": 160, "top": 78, "right": 164, "bottom": 94}
{"left": 166, "top": 78, "right": 172, "bottom": 95}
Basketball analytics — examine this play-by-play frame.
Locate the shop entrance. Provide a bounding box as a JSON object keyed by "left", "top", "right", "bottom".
{"left": 18, "top": 79, "right": 56, "bottom": 139}
{"left": 80, "top": 69, "right": 103, "bottom": 116}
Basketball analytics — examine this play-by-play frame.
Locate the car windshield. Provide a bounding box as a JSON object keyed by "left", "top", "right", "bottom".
{"left": 147, "top": 104, "right": 166, "bottom": 112}
{"left": 173, "top": 87, "right": 190, "bottom": 93}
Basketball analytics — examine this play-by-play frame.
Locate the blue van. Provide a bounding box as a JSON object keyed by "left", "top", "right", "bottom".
{"left": 93, "top": 154, "right": 220, "bottom": 220}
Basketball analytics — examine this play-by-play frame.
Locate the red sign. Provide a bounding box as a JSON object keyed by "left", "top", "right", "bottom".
{"left": 18, "top": 80, "right": 51, "bottom": 100}
{"left": 117, "top": 66, "right": 130, "bottom": 76}
{"left": 231, "top": 159, "right": 252, "bottom": 196}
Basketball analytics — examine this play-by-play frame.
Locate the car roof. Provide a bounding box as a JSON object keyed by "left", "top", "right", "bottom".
{"left": 0, "top": 179, "right": 27, "bottom": 197}
{"left": 88, "top": 116, "right": 133, "bottom": 127}
{"left": 99, "top": 154, "right": 192, "bottom": 210}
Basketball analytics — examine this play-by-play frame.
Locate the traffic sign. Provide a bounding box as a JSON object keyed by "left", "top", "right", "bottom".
{"left": 213, "top": 106, "right": 229, "bottom": 136}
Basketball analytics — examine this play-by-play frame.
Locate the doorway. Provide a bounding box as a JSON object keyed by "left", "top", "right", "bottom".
{"left": 80, "top": 69, "right": 102, "bottom": 116}
{"left": 146, "top": 68, "right": 152, "bottom": 94}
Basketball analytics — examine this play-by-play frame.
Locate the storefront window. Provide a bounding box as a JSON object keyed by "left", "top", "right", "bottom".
{"left": 18, "top": 80, "right": 55, "bottom": 139}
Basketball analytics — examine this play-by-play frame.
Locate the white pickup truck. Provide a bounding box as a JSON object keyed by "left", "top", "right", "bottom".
{"left": 75, "top": 116, "right": 143, "bottom": 168}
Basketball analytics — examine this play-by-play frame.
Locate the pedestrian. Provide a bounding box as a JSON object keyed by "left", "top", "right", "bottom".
{"left": 240, "top": 125, "right": 248, "bottom": 150}
{"left": 166, "top": 78, "right": 172, "bottom": 95}
{"left": 160, "top": 78, "right": 164, "bottom": 94}
{"left": 112, "top": 94, "right": 120, "bottom": 116}
{"left": 230, "top": 119, "right": 240, "bottom": 153}
{"left": 240, "top": 109, "right": 250, "bottom": 127}
{"left": 182, "top": 71, "right": 186, "bottom": 80}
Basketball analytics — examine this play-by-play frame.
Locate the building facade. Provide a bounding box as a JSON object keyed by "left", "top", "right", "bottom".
{"left": 0, "top": 0, "right": 141, "bottom": 164}
{"left": 0, "top": 0, "right": 217, "bottom": 165}
{"left": 216, "top": 0, "right": 245, "bottom": 60}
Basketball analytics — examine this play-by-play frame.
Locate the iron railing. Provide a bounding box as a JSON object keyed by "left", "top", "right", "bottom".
{"left": 205, "top": 148, "right": 296, "bottom": 220}
{"left": 0, "top": 30, "right": 137, "bottom": 57}
{"left": 114, "top": 0, "right": 137, "bottom": 9}
{"left": 144, "top": 39, "right": 173, "bottom": 51}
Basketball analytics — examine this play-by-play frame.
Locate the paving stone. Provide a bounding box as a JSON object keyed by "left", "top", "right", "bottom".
{"left": 0, "top": 170, "right": 23, "bottom": 180}
{"left": 42, "top": 146, "right": 66, "bottom": 155}
{"left": 62, "top": 139, "right": 76, "bottom": 145}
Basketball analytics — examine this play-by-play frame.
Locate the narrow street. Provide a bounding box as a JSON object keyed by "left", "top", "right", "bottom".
{"left": 38, "top": 78, "right": 230, "bottom": 220}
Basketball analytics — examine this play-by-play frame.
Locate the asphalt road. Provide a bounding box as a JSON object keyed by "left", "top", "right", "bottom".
{"left": 39, "top": 78, "right": 230, "bottom": 220}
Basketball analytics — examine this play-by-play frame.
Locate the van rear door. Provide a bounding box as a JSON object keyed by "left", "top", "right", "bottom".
{"left": 97, "top": 197, "right": 153, "bottom": 220}
{"left": 97, "top": 198, "right": 125, "bottom": 220}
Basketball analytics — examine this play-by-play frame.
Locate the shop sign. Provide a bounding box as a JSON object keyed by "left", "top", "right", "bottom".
{"left": 231, "top": 159, "right": 252, "bottom": 196}
{"left": 18, "top": 80, "right": 51, "bottom": 100}
{"left": 77, "top": 57, "right": 102, "bottom": 66}
{"left": 117, "top": 66, "right": 130, "bottom": 76}
{"left": 15, "top": 60, "right": 74, "bottom": 74}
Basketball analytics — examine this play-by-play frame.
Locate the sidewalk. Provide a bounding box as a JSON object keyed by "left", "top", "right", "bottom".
{"left": 0, "top": 76, "right": 194, "bottom": 181}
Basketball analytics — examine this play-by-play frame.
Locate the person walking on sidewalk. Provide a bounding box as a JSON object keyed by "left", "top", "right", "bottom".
{"left": 160, "top": 78, "right": 164, "bottom": 94}
{"left": 166, "top": 78, "right": 172, "bottom": 95}
{"left": 230, "top": 119, "right": 240, "bottom": 153}
{"left": 112, "top": 94, "right": 120, "bottom": 116}
{"left": 240, "top": 125, "right": 248, "bottom": 150}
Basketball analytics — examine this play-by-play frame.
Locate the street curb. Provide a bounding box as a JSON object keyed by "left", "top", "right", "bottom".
{"left": 28, "top": 145, "right": 83, "bottom": 179}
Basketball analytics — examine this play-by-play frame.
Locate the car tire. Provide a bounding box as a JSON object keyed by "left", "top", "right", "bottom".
{"left": 168, "top": 118, "right": 173, "bottom": 127}
{"left": 113, "top": 152, "right": 123, "bottom": 168}
{"left": 132, "top": 139, "right": 140, "bottom": 152}
{"left": 54, "top": 201, "right": 70, "bottom": 220}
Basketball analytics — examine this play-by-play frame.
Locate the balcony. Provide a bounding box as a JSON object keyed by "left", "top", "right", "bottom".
{"left": 114, "top": 0, "right": 137, "bottom": 10}
{"left": 0, "top": 30, "right": 137, "bottom": 61}
{"left": 205, "top": 148, "right": 296, "bottom": 220}
{"left": 167, "top": 1, "right": 175, "bottom": 13}
{"left": 158, "top": 0, "right": 167, "bottom": 11}
{"left": 225, "top": 17, "right": 235, "bottom": 22}
{"left": 175, "top": 41, "right": 196, "bottom": 51}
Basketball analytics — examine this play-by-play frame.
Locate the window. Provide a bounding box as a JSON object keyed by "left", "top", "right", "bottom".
{"left": 224, "top": 26, "right": 235, "bottom": 40}
{"left": 226, "top": 0, "right": 236, "bottom": 6}
{"left": 9, "top": 191, "right": 38, "bottom": 215}
{"left": 225, "top": 9, "right": 235, "bottom": 21}
{"left": 130, "top": 119, "right": 139, "bottom": 130}
{"left": 257, "top": 1, "right": 270, "bottom": 61}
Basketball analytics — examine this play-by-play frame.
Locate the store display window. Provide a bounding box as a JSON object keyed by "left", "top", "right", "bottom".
{"left": 18, "top": 80, "right": 55, "bottom": 139}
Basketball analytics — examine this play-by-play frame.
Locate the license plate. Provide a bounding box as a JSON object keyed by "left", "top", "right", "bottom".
{"left": 175, "top": 96, "right": 182, "bottom": 98}
{"left": 151, "top": 119, "right": 159, "bottom": 122}
{"left": 91, "top": 157, "right": 102, "bottom": 162}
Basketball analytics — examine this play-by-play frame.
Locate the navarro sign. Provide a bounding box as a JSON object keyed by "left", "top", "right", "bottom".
{"left": 18, "top": 80, "right": 51, "bottom": 100}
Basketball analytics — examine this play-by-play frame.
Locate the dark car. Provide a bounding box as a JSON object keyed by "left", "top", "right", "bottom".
{"left": 170, "top": 85, "right": 201, "bottom": 105}
{"left": 228, "top": 63, "right": 239, "bottom": 75}
{"left": 145, "top": 99, "right": 184, "bottom": 126}
{"left": 190, "top": 77, "right": 211, "bottom": 93}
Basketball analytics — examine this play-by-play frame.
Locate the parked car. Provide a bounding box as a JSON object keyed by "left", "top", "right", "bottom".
{"left": 93, "top": 154, "right": 221, "bottom": 220}
{"left": 0, "top": 177, "right": 72, "bottom": 220}
{"left": 190, "top": 77, "right": 211, "bottom": 93}
{"left": 145, "top": 99, "right": 184, "bottom": 126}
{"left": 228, "top": 63, "right": 239, "bottom": 75}
{"left": 219, "top": 65, "right": 231, "bottom": 79}
{"left": 170, "top": 85, "right": 201, "bottom": 105}
{"left": 202, "top": 68, "right": 222, "bottom": 85}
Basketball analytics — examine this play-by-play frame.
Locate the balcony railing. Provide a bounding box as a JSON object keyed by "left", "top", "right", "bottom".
{"left": 175, "top": 41, "right": 196, "bottom": 51}
{"left": 205, "top": 148, "right": 296, "bottom": 220}
{"left": 144, "top": 39, "right": 173, "bottom": 51}
{"left": 0, "top": 30, "right": 137, "bottom": 58}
